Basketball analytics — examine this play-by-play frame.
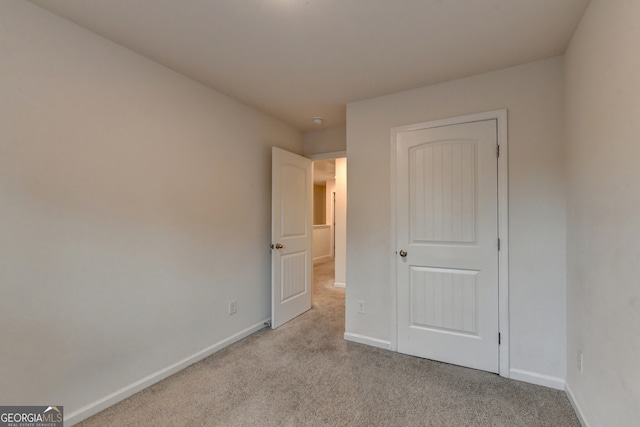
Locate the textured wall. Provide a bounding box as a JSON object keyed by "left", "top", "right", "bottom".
{"left": 303, "top": 126, "right": 346, "bottom": 156}
{"left": 0, "top": 1, "right": 301, "bottom": 422}
{"left": 565, "top": 0, "right": 640, "bottom": 424}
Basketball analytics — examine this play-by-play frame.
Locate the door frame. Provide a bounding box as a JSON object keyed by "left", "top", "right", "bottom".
{"left": 308, "top": 151, "right": 347, "bottom": 289}
{"left": 389, "top": 109, "right": 509, "bottom": 378}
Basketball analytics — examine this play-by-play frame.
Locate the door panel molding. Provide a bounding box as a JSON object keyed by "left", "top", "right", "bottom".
{"left": 390, "top": 110, "right": 509, "bottom": 377}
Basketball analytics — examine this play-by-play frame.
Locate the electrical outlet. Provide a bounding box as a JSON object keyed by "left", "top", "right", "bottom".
{"left": 228, "top": 300, "right": 237, "bottom": 315}
{"left": 357, "top": 300, "right": 365, "bottom": 314}
{"left": 577, "top": 350, "right": 583, "bottom": 373}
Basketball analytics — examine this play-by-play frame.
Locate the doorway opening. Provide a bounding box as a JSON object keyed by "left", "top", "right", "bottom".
{"left": 312, "top": 157, "right": 346, "bottom": 309}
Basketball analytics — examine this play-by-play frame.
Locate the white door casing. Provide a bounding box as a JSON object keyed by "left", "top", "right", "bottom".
{"left": 271, "top": 147, "right": 313, "bottom": 329}
{"left": 392, "top": 111, "right": 509, "bottom": 375}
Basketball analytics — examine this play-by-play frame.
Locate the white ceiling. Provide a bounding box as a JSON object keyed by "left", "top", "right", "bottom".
{"left": 29, "top": 0, "right": 589, "bottom": 132}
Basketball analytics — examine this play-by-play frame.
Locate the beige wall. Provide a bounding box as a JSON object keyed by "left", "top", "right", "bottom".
{"left": 565, "top": 0, "right": 640, "bottom": 424}
{"left": 326, "top": 179, "right": 336, "bottom": 229}
{"left": 312, "top": 225, "right": 332, "bottom": 261}
{"left": 346, "top": 57, "right": 567, "bottom": 386}
{"left": 313, "top": 184, "right": 326, "bottom": 224}
{"left": 303, "top": 126, "right": 346, "bottom": 156}
{"left": 0, "top": 1, "right": 301, "bottom": 423}
{"left": 334, "top": 158, "right": 347, "bottom": 287}
{"left": 326, "top": 178, "right": 336, "bottom": 258}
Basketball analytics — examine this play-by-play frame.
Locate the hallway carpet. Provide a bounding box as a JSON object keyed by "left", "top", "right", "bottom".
{"left": 77, "top": 259, "right": 579, "bottom": 426}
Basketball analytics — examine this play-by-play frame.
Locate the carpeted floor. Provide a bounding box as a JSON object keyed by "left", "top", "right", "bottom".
{"left": 77, "top": 258, "right": 580, "bottom": 426}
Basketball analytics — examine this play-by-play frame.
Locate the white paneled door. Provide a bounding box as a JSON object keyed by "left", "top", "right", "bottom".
{"left": 271, "top": 147, "right": 313, "bottom": 329}
{"left": 396, "top": 119, "right": 500, "bottom": 373}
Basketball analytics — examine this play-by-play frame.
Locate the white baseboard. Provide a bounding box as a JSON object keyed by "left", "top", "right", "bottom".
{"left": 509, "top": 368, "right": 565, "bottom": 390}
{"left": 334, "top": 281, "right": 346, "bottom": 288}
{"left": 343, "top": 332, "right": 391, "bottom": 350}
{"left": 65, "top": 319, "right": 270, "bottom": 426}
{"left": 565, "top": 382, "right": 590, "bottom": 427}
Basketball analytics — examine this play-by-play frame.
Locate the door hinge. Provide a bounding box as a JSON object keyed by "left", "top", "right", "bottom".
{"left": 496, "top": 145, "right": 500, "bottom": 158}
{"left": 498, "top": 238, "right": 501, "bottom": 251}
{"left": 498, "top": 332, "right": 501, "bottom": 345}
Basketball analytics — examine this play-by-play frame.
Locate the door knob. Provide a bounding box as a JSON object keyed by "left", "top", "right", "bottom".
{"left": 270, "top": 243, "right": 284, "bottom": 249}
{"left": 399, "top": 249, "right": 407, "bottom": 257}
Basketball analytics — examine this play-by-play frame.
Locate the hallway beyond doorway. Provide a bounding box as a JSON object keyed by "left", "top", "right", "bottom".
{"left": 312, "top": 257, "right": 341, "bottom": 309}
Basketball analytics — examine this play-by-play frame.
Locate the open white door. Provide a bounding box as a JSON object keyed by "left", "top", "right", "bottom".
{"left": 271, "top": 147, "right": 312, "bottom": 329}
{"left": 395, "top": 119, "right": 500, "bottom": 373}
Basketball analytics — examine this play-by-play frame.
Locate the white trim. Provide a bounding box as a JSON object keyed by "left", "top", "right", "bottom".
{"left": 334, "top": 281, "right": 346, "bottom": 289}
{"left": 344, "top": 333, "right": 392, "bottom": 350}
{"left": 389, "top": 109, "right": 510, "bottom": 376}
{"left": 496, "top": 109, "right": 510, "bottom": 378}
{"left": 306, "top": 150, "right": 346, "bottom": 160}
{"left": 565, "top": 382, "right": 590, "bottom": 427}
{"left": 509, "top": 368, "right": 565, "bottom": 390}
{"left": 389, "top": 124, "right": 398, "bottom": 351}
{"left": 65, "top": 319, "right": 270, "bottom": 426}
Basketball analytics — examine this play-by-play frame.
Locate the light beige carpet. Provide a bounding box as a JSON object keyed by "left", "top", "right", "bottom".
{"left": 77, "top": 259, "right": 579, "bottom": 426}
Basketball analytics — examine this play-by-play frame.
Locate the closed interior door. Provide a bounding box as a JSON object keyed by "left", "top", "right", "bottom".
{"left": 271, "top": 147, "right": 312, "bottom": 329}
{"left": 396, "top": 119, "right": 499, "bottom": 373}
